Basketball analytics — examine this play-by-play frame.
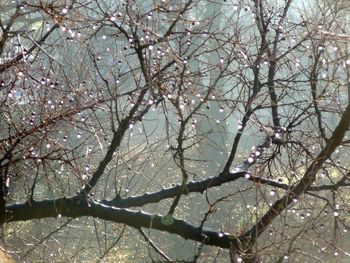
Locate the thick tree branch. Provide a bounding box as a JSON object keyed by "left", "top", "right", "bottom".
{"left": 5, "top": 197, "right": 233, "bottom": 249}
{"left": 105, "top": 171, "right": 245, "bottom": 208}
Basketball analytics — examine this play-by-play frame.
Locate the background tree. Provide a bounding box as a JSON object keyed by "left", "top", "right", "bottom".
{"left": 1, "top": 0, "right": 350, "bottom": 262}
